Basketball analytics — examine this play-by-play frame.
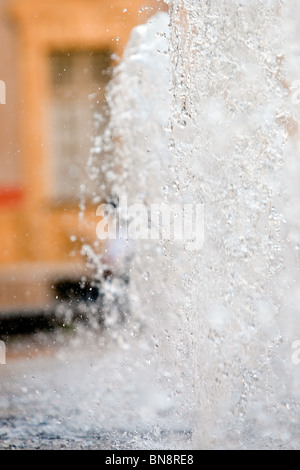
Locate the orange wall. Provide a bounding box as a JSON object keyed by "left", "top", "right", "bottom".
{"left": 0, "top": 0, "right": 168, "bottom": 310}
{"left": 0, "top": 0, "right": 20, "bottom": 185}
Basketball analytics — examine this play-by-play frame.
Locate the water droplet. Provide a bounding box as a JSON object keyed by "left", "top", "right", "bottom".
{"left": 142, "top": 271, "right": 150, "bottom": 282}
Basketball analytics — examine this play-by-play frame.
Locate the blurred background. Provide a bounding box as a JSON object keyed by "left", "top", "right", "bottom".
{"left": 0, "top": 0, "right": 167, "bottom": 329}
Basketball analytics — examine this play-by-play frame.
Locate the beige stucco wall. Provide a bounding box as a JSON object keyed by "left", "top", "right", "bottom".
{"left": 0, "top": 0, "right": 20, "bottom": 185}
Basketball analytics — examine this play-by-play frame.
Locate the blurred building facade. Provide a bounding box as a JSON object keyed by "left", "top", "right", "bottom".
{"left": 0, "top": 0, "right": 166, "bottom": 314}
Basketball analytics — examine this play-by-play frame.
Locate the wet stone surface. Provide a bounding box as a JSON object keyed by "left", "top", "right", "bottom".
{"left": 0, "top": 332, "right": 192, "bottom": 450}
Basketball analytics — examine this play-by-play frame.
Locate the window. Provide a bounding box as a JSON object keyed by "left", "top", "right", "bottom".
{"left": 49, "top": 50, "right": 112, "bottom": 202}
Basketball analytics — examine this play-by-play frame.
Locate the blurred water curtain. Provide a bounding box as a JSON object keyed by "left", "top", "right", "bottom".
{"left": 168, "top": 0, "right": 300, "bottom": 449}
{"left": 100, "top": 0, "right": 300, "bottom": 448}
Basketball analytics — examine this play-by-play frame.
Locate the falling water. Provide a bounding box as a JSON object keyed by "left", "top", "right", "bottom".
{"left": 98, "top": 0, "right": 300, "bottom": 449}
{"left": 168, "top": 0, "right": 300, "bottom": 449}
{"left": 0, "top": 0, "right": 299, "bottom": 451}
{"left": 81, "top": 10, "right": 196, "bottom": 448}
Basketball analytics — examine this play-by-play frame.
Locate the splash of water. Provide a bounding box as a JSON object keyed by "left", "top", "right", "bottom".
{"left": 90, "top": 0, "right": 300, "bottom": 449}
{"left": 167, "top": 0, "right": 300, "bottom": 449}
{"left": 83, "top": 11, "right": 195, "bottom": 444}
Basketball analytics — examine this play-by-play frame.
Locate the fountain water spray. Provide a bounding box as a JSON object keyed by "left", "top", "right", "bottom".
{"left": 167, "top": 0, "right": 300, "bottom": 449}
{"left": 90, "top": 0, "right": 300, "bottom": 449}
